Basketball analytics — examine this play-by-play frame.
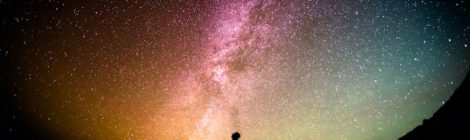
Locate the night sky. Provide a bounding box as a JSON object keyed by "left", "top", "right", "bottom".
{"left": 1, "top": 0, "right": 469, "bottom": 139}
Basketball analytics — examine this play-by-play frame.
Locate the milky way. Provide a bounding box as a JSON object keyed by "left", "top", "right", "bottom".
{"left": 1, "top": 0, "right": 469, "bottom": 139}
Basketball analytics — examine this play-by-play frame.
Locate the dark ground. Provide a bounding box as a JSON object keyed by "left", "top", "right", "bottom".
{"left": 399, "top": 73, "right": 470, "bottom": 140}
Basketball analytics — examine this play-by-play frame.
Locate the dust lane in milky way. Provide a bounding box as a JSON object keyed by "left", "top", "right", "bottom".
{"left": 162, "top": 1, "right": 295, "bottom": 139}
{"left": 1, "top": 0, "right": 469, "bottom": 139}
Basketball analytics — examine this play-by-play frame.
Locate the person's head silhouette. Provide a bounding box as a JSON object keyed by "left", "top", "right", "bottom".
{"left": 232, "top": 132, "right": 240, "bottom": 140}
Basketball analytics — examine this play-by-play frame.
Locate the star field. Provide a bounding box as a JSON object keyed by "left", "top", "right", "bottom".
{"left": 1, "top": 0, "right": 469, "bottom": 139}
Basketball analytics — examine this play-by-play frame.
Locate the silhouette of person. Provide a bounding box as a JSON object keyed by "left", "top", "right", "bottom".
{"left": 232, "top": 132, "right": 240, "bottom": 140}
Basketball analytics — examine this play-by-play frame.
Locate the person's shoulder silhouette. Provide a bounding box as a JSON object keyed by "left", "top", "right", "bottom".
{"left": 232, "top": 132, "right": 240, "bottom": 140}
